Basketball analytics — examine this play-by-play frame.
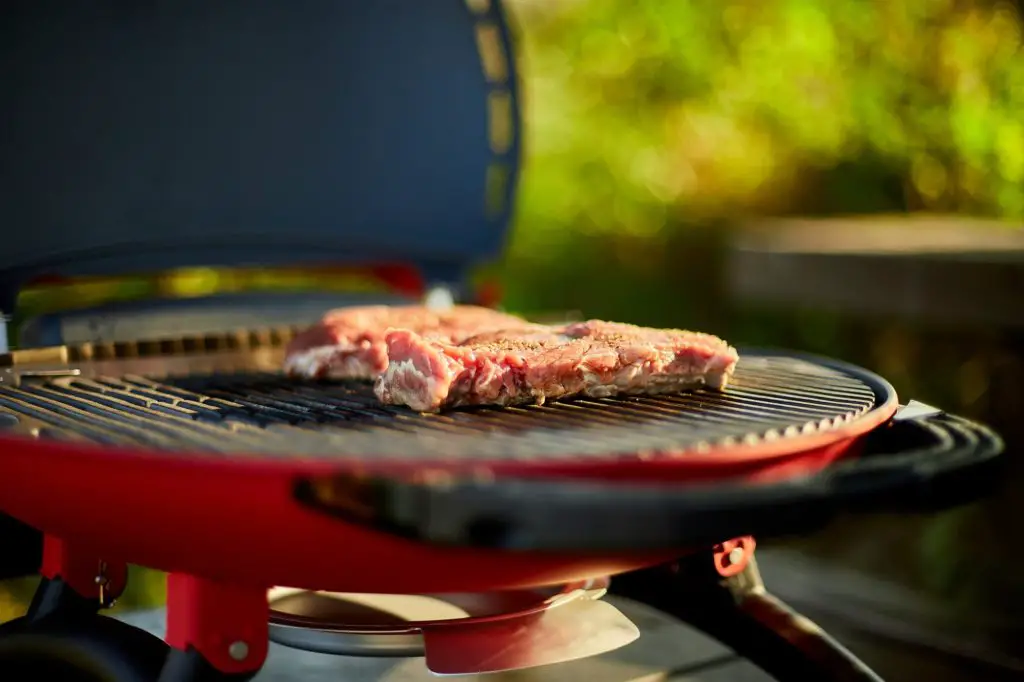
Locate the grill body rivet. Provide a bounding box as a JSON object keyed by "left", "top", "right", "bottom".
{"left": 228, "top": 641, "right": 249, "bottom": 661}
{"left": 728, "top": 547, "right": 744, "bottom": 566}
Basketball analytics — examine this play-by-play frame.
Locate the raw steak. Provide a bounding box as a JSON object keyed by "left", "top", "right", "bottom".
{"left": 283, "top": 305, "right": 530, "bottom": 379}
{"left": 375, "top": 320, "right": 740, "bottom": 412}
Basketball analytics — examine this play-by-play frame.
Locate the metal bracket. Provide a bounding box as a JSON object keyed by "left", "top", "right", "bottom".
{"left": 894, "top": 400, "right": 944, "bottom": 422}
{"left": 0, "top": 366, "right": 80, "bottom": 387}
{"left": 0, "top": 314, "right": 9, "bottom": 354}
{"left": 424, "top": 285, "right": 457, "bottom": 310}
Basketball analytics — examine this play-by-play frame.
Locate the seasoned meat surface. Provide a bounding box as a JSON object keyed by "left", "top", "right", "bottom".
{"left": 284, "top": 305, "right": 530, "bottom": 379}
{"left": 375, "top": 319, "right": 739, "bottom": 412}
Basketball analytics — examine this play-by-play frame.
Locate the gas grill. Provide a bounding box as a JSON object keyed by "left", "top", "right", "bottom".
{"left": 0, "top": 2, "right": 1006, "bottom": 682}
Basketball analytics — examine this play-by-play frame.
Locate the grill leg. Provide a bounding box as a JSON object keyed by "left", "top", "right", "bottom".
{"left": 158, "top": 573, "right": 268, "bottom": 682}
{"left": 38, "top": 535, "right": 127, "bottom": 611}
{"left": 9, "top": 534, "right": 128, "bottom": 624}
{"left": 0, "top": 536, "right": 166, "bottom": 682}
{"left": 610, "top": 552, "right": 886, "bottom": 682}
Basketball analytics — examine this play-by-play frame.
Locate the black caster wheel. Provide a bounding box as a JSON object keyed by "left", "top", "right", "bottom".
{"left": 0, "top": 613, "right": 170, "bottom": 682}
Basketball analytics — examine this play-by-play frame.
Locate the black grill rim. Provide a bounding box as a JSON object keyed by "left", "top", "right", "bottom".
{"left": 0, "top": 348, "right": 899, "bottom": 466}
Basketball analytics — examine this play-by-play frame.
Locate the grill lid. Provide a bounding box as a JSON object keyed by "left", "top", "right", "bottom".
{"left": 0, "top": 0, "right": 520, "bottom": 307}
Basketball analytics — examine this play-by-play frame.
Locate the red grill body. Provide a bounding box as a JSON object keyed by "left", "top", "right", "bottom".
{"left": 0, "top": 346, "right": 899, "bottom": 596}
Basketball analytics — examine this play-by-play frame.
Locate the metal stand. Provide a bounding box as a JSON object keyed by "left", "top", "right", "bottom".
{"left": 0, "top": 536, "right": 167, "bottom": 682}
{"left": 611, "top": 553, "right": 885, "bottom": 682}
{"left": 0, "top": 587, "right": 169, "bottom": 682}
{"left": 21, "top": 577, "right": 100, "bottom": 624}
{"left": 0, "top": 574, "right": 261, "bottom": 682}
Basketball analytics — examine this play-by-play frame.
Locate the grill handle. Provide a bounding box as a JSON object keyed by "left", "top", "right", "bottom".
{"left": 294, "top": 405, "right": 1005, "bottom": 552}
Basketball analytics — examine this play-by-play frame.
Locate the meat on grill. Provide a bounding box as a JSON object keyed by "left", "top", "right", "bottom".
{"left": 375, "top": 320, "right": 740, "bottom": 412}
{"left": 283, "top": 305, "right": 531, "bottom": 379}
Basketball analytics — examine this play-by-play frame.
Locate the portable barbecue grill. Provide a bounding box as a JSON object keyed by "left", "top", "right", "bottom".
{"left": 0, "top": 2, "right": 1006, "bottom": 682}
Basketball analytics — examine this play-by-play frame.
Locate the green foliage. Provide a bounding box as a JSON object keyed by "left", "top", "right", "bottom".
{"left": 507, "top": 0, "right": 1024, "bottom": 263}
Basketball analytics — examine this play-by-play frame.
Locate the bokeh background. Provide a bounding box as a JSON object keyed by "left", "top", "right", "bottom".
{"left": 2, "top": 0, "right": 1023, "bottom": 677}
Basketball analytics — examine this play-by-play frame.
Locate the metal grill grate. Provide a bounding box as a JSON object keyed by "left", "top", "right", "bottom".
{"left": 0, "top": 354, "right": 881, "bottom": 461}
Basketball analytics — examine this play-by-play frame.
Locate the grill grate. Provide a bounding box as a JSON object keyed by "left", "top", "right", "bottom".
{"left": 0, "top": 354, "right": 881, "bottom": 461}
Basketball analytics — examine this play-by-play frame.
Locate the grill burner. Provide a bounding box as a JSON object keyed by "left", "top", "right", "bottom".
{"left": 0, "top": 353, "right": 882, "bottom": 461}
{"left": 263, "top": 578, "right": 640, "bottom": 675}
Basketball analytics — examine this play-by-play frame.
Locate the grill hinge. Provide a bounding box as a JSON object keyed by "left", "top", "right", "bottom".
{"left": 894, "top": 400, "right": 944, "bottom": 422}
{"left": 0, "top": 346, "right": 71, "bottom": 368}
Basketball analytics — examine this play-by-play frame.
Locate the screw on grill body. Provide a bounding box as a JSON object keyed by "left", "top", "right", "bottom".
{"left": 424, "top": 285, "right": 456, "bottom": 310}
{"left": 728, "top": 547, "right": 744, "bottom": 566}
{"left": 95, "top": 561, "right": 116, "bottom": 608}
{"left": 228, "top": 641, "right": 250, "bottom": 661}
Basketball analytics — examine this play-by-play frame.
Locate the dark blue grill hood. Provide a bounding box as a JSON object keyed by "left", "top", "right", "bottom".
{"left": 0, "top": 0, "right": 521, "bottom": 311}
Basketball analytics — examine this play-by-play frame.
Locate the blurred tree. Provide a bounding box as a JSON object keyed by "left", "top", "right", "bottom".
{"left": 505, "top": 0, "right": 1024, "bottom": 272}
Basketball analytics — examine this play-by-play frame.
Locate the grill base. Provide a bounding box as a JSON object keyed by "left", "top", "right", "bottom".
{"left": 265, "top": 578, "right": 639, "bottom": 675}
{"left": 0, "top": 545, "right": 887, "bottom": 682}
